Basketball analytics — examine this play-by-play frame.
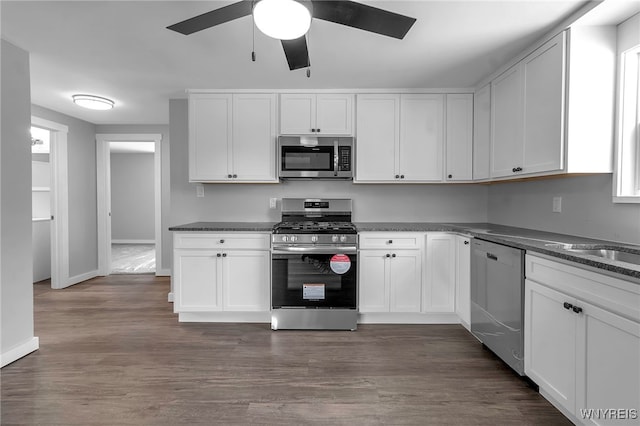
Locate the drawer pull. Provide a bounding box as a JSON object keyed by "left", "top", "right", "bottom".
{"left": 563, "top": 302, "right": 573, "bottom": 310}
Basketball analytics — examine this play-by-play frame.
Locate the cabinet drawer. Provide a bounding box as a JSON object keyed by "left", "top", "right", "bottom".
{"left": 359, "top": 232, "right": 423, "bottom": 249}
{"left": 174, "top": 233, "right": 271, "bottom": 250}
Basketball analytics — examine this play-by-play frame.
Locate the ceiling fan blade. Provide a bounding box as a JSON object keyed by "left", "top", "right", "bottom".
{"left": 311, "top": 0, "right": 416, "bottom": 39}
{"left": 281, "top": 36, "right": 310, "bottom": 71}
{"left": 167, "top": 1, "right": 253, "bottom": 35}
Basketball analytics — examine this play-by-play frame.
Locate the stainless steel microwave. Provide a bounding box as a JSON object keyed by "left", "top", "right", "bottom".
{"left": 278, "top": 136, "right": 353, "bottom": 180}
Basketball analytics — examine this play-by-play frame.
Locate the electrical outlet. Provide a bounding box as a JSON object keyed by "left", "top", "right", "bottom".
{"left": 196, "top": 184, "right": 204, "bottom": 198}
{"left": 269, "top": 198, "right": 277, "bottom": 209}
{"left": 552, "top": 196, "right": 562, "bottom": 213}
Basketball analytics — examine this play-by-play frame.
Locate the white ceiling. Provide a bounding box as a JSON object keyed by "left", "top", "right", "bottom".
{"left": 1, "top": 0, "right": 630, "bottom": 125}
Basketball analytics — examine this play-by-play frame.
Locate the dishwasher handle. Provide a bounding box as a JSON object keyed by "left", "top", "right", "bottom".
{"left": 486, "top": 252, "right": 498, "bottom": 261}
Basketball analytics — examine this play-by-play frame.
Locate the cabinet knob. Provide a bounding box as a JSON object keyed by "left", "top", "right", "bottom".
{"left": 233, "top": 174, "right": 238, "bottom": 178}
{"left": 400, "top": 175, "right": 405, "bottom": 179}
{"left": 228, "top": 174, "right": 232, "bottom": 178}
{"left": 395, "top": 175, "right": 400, "bottom": 179}
{"left": 448, "top": 174, "right": 453, "bottom": 179}
{"left": 311, "top": 128, "right": 316, "bottom": 133}
{"left": 385, "top": 254, "right": 391, "bottom": 258}
{"left": 563, "top": 302, "right": 573, "bottom": 310}
{"left": 391, "top": 253, "right": 396, "bottom": 258}
{"left": 216, "top": 253, "right": 221, "bottom": 257}
{"left": 316, "top": 128, "right": 320, "bottom": 132}
{"left": 387, "top": 240, "right": 393, "bottom": 244}
{"left": 219, "top": 239, "right": 225, "bottom": 244}
{"left": 222, "top": 253, "right": 227, "bottom": 257}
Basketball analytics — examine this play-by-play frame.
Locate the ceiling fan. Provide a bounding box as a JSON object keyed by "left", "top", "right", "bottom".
{"left": 167, "top": 0, "right": 416, "bottom": 71}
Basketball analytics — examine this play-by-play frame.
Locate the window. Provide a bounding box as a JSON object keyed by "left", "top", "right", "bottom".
{"left": 613, "top": 15, "right": 640, "bottom": 203}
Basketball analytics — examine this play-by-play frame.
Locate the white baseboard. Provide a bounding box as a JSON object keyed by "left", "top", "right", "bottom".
{"left": 358, "top": 312, "right": 461, "bottom": 324}
{"left": 1, "top": 337, "right": 39, "bottom": 368}
{"left": 167, "top": 292, "right": 174, "bottom": 303}
{"left": 178, "top": 312, "right": 271, "bottom": 323}
{"left": 67, "top": 270, "right": 99, "bottom": 287}
{"left": 112, "top": 239, "right": 155, "bottom": 244}
{"left": 156, "top": 268, "right": 171, "bottom": 277}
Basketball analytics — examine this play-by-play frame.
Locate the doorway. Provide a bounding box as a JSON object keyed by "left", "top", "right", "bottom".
{"left": 96, "top": 134, "right": 162, "bottom": 276}
{"left": 31, "top": 116, "right": 70, "bottom": 289}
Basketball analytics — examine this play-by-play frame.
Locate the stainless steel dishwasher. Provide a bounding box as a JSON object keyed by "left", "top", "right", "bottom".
{"left": 470, "top": 238, "right": 525, "bottom": 375}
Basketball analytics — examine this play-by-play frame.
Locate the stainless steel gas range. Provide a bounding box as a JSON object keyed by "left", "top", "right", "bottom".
{"left": 271, "top": 198, "right": 358, "bottom": 331}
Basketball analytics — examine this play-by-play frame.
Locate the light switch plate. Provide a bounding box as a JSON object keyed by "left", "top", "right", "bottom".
{"left": 196, "top": 184, "right": 204, "bottom": 198}
{"left": 552, "top": 196, "right": 562, "bottom": 213}
{"left": 269, "top": 198, "right": 277, "bottom": 209}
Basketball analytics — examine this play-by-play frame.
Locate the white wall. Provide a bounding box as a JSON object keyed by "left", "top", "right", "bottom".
{"left": 169, "top": 98, "right": 488, "bottom": 226}
{"left": 110, "top": 153, "right": 154, "bottom": 241}
{"left": 31, "top": 105, "right": 98, "bottom": 279}
{"left": 1, "top": 39, "right": 38, "bottom": 366}
{"left": 487, "top": 174, "right": 640, "bottom": 244}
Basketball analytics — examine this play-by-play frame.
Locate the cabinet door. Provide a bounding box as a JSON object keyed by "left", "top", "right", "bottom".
{"left": 445, "top": 94, "right": 473, "bottom": 181}
{"left": 316, "top": 94, "right": 353, "bottom": 135}
{"left": 522, "top": 32, "right": 566, "bottom": 175}
{"left": 188, "top": 94, "right": 232, "bottom": 181}
{"left": 223, "top": 250, "right": 270, "bottom": 311}
{"left": 424, "top": 233, "right": 455, "bottom": 312}
{"left": 232, "top": 94, "right": 277, "bottom": 182}
{"left": 358, "top": 250, "right": 389, "bottom": 312}
{"left": 280, "top": 94, "right": 316, "bottom": 134}
{"left": 355, "top": 94, "right": 399, "bottom": 181}
{"left": 399, "top": 94, "right": 444, "bottom": 182}
{"left": 577, "top": 301, "right": 640, "bottom": 425}
{"left": 389, "top": 251, "right": 422, "bottom": 313}
{"left": 491, "top": 65, "right": 524, "bottom": 178}
{"left": 174, "top": 250, "right": 222, "bottom": 312}
{"left": 524, "top": 279, "right": 577, "bottom": 414}
{"left": 455, "top": 236, "right": 471, "bottom": 328}
{"left": 473, "top": 84, "right": 491, "bottom": 180}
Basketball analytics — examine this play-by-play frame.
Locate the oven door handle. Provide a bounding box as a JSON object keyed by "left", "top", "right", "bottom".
{"left": 272, "top": 246, "right": 358, "bottom": 255}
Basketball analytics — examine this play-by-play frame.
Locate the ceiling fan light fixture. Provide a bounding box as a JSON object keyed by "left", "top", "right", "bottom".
{"left": 253, "top": 0, "right": 312, "bottom": 40}
{"left": 72, "top": 94, "right": 115, "bottom": 110}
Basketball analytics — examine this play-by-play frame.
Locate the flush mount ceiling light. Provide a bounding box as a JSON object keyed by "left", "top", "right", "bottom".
{"left": 72, "top": 94, "right": 115, "bottom": 110}
{"left": 253, "top": 0, "right": 312, "bottom": 40}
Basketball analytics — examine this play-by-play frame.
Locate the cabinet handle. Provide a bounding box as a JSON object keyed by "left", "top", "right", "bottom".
{"left": 391, "top": 253, "right": 396, "bottom": 258}
{"left": 464, "top": 240, "right": 469, "bottom": 245}
{"left": 563, "top": 302, "right": 573, "bottom": 310}
{"left": 316, "top": 128, "right": 320, "bottom": 133}
{"left": 572, "top": 305, "right": 583, "bottom": 314}
{"left": 219, "top": 239, "right": 225, "bottom": 244}
{"left": 216, "top": 253, "right": 221, "bottom": 258}
{"left": 386, "top": 254, "right": 391, "bottom": 258}
{"left": 512, "top": 167, "right": 523, "bottom": 173}
{"left": 387, "top": 240, "right": 393, "bottom": 244}
{"left": 233, "top": 174, "right": 238, "bottom": 178}
{"left": 222, "top": 253, "right": 227, "bottom": 257}
{"left": 311, "top": 128, "right": 316, "bottom": 133}
{"left": 448, "top": 174, "right": 453, "bottom": 179}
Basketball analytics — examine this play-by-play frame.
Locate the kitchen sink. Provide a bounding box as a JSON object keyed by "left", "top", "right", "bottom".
{"left": 546, "top": 244, "right": 640, "bottom": 266}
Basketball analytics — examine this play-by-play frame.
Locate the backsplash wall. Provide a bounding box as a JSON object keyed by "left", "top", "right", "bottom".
{"left": 169, "top": 99, "right": 488, "bottom": 226}
{"left": 487, "top": 174, "right": 640, "bottom": 244}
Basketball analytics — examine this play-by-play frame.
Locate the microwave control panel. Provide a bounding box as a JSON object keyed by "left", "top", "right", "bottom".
{"left": 338, "top": 146, "right": 351, "bottom": 171}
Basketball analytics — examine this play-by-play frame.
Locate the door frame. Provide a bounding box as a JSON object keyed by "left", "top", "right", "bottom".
{"left": 96, "top": 133, "right": 163, "bottom": 276}
{"left": 32, "top": 116, "right": 70, "bottom": 289}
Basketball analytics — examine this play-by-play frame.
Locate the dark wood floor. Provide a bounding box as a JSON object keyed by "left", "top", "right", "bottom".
{"left": 1, "top": 275, "right": 571, "bottom": 425}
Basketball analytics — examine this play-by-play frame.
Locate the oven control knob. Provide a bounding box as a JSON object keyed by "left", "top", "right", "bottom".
{"left": 290, "top": 235, "right": 297, "bottom": 242}
{"left": 311, "top": 235, "right": 318, "bottom": 243}
{"left": 332, "top": 235, "right": 339, "bottom": 243}
{"left": 281, "top": 235, "right": 289, "bottom": 243}
{"left": 339, "top": 235, "right": 347, "bottom": 243}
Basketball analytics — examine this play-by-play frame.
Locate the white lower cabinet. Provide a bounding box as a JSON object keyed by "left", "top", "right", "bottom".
{"left": 424, "top": 233, "right": 456, "bottom": 313}
{"left": 172, "top": 232, "right": 271, "bottom": 320}
{"left": 525, "top": 254, "right": 640, "bottom": 425}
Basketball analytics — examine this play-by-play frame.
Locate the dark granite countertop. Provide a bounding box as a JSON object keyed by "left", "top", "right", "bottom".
{"left": 357, "top": 222, "right": 640, "bottom": 281}
{"left": 169, "top": 221, "right": 640, "bottom": 281}
{"left": 169, "top": 222, "right": 277, "bottom": 232}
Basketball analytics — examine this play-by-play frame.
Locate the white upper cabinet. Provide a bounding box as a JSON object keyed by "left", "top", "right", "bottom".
{"left": 445, "top": 94, "right": 473, "bottom": 182}
{"left": 189, "top": 93, "right": 277, "bottom": 183}
{"left": 355, "top": 94, "right": 444, "bottom": 183}
{"left": 473, "top": 84, "right": 491, "bottom": 181}
{"left": 489, "top": 28, "right": 615, "bottom": 180}
{"left": 280, "top": 93, "right": 353, "bottom": 135}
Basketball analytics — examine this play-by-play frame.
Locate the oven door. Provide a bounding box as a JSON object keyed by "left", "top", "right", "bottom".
{"left": 271, "top": 246, "right": 357, "bottom": 309}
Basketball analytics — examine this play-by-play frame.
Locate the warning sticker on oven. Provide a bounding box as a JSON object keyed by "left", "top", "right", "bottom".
{"left": 330, "top": 254, "right": 351, "bottom": 274}
{"left": 303, "top": 283, "right": 325, "bottom": 300}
